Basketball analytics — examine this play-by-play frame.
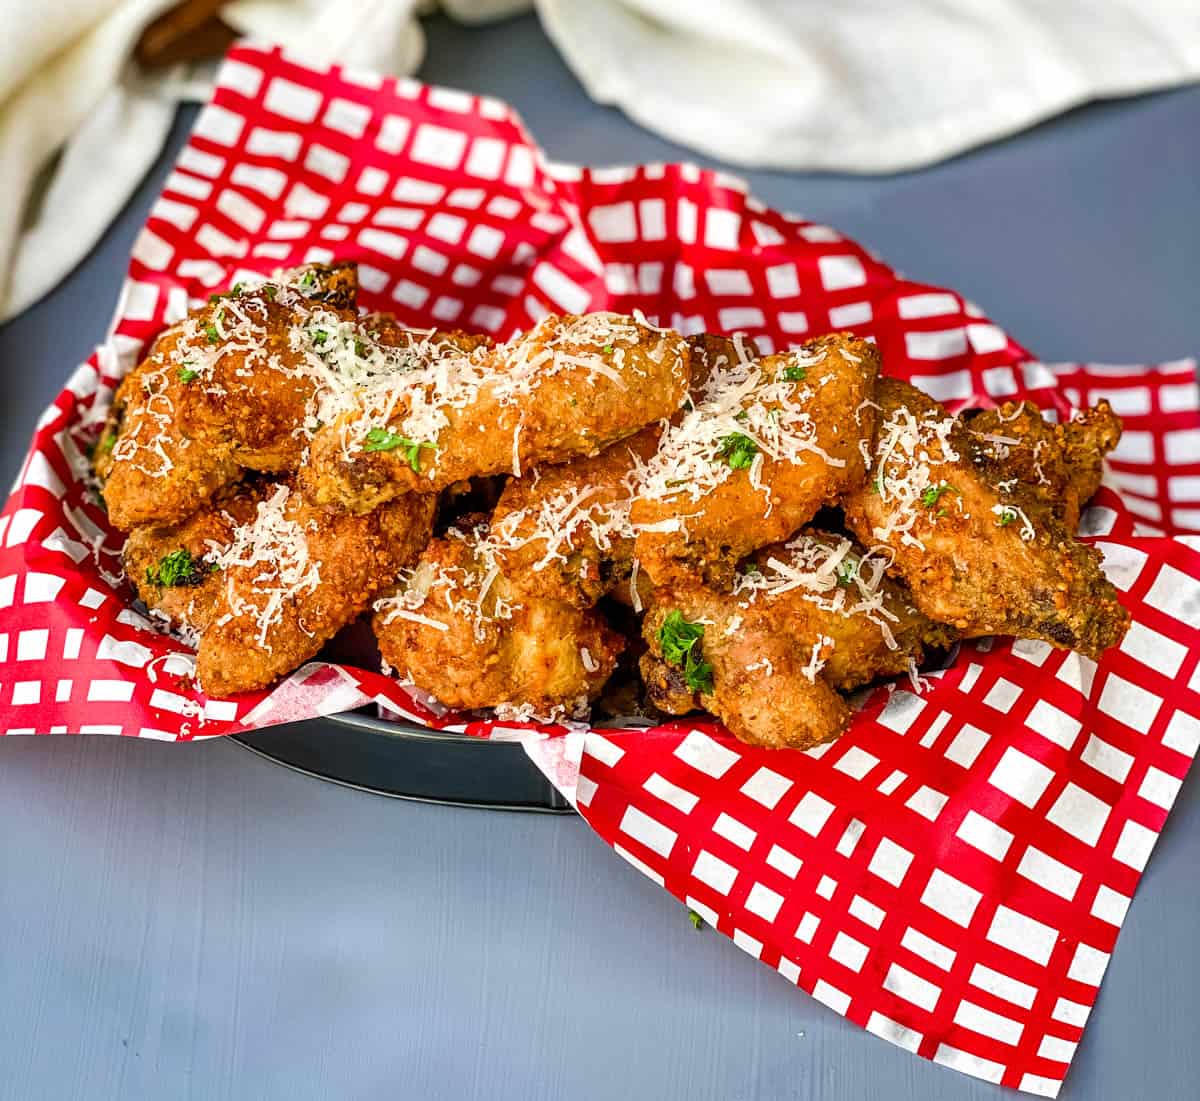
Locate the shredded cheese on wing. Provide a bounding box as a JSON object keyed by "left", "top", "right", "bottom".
{"left": 869, "top": 403, "right": 964, "bottom": 550}
{"left": 206, "top": 484, "right": 321, "bottom": 649}
{"left": 734, "top": 533, "right": 901, "bottom": 649}
{"left": 326, "top": 311, "right": 685, "bottom": 477}
{"left": 630, "top": 347, "right": 842, "bottom": 513}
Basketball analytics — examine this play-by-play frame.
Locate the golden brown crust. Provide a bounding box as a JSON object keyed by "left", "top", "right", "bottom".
{"left": 640, "top": 529, "right": 954, "bottom": 750}
{"left": 127, "top": 475, "right": 435, "bottom": 696}
{"left": 488, "top": 426, "right": 661, "bottom": 609}
{"left": 196, "top": 484, "right": 435, "bottom": 696}
{"left": 965, "top": 398, "right": 1122, "bottom": 530}
{"left": 98, "top": 265, "right": 361, "bottom": 530}
{"left": 303, "top": 313, "right": 691, "bottom": 511}
{"left": 844, "top": 379, "right": 1129, "bottom": 659}
{"left": 372, "top": 521, "right": 624, "bottom": 717}
{"left": 631, "top": 332, "right": 879, "bottom": 587}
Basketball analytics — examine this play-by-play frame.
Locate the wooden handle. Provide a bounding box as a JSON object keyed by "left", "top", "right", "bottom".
{"left": 135, "top": 0, "right": 236, "bottom": 68}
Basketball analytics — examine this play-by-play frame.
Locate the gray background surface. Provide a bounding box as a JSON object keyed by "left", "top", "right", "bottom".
{"left": 1, "top": 14, "right": 1197, "bottom": 1101}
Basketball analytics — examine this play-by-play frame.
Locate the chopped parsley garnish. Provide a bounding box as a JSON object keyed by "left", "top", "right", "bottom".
{"left": 784, "top": 365, "right": 807, "bottom": 382}
{"left": 717, "top": 432, "right": 758, "bottom": 470}
{"left": 920, "top": 482, "right": 956, "bottom": 509}
{"left": 835, "top": 560, "right": 857, "bottom": 588}
{"left": 355, "top": 339, "right": 368, "bottom": 358}
{"left": 264, "top": 285, "right": 277, "bottom": 299}
{"left": 145, "top": 548, "right": 207, "bottom": 588}
{"left": 603, "top": 344, "right": 613, "bottom": 353}
{"left": 299, "top": 270, "right": 316, "bottom": 289}
{"left": 178, "top": 365, "right": 199, "bottom": 383}
{"left": 687, "top": 909, "right": 706, "bottom": 931}
{"left": 659, "top": 610, "right": 713, "bottom": 694}
{"left": 363, "top": 428, "right": 436, "bottom": 471}
{"left": 997, "top": 508, "right": 1017, "bottom": 527}
{"left": 734, "top": 409, "right": 749, "bottom": 422}
{"left": 741, "top": 562, "right": 761, "bottom": 576}
{"left": 208, "top": 283, "right": 243, "bottom": 305}
{"left": 205, "top": 309, "right": 223, "bottom": 344}
{"left": 311, "top": 329, "right": 328, "bottom": 347}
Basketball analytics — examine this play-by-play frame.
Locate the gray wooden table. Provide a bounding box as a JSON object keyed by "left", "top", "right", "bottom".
{"left": 1, "top": 15, "right": 1197, "bottom": 1101}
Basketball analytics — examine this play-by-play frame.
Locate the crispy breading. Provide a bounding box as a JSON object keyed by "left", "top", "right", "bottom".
{"left": 372, "top": 520, "right": 623, "bottom": 718}
{"left": 129, "top": 477, "right": 434, "bottom": 696}
{"left": 966, "top": 399, "right": 1121, "bottom": 529}
{"left": 123, "top": 481, "right": 262, "bottom": 637}
{"left": 487, "top": 426, "right": 661, "bottom": 609}
{"left": 97, "top": 264, "right": 361, "bottom": 530}
{"left": 844, "top": 379, "right": 1129, "bottom": 659}
{"left": 303, "top": 312, "right": 691, "bottom": 512}
{"left": 630, "top": 332, "right": 878, "bottom": 587}
{"left": 686, "top": 332, "right": 759, "bottom": 393}
{"left": 641, "top": 531, "right": 953, "bottom": 749}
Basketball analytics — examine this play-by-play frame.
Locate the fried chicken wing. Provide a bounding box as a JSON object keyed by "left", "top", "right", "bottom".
{"left": 630, "top": 333, "right": 878, "bottom": 587}
{"left": 966, "top": 399, "right": 1121, "bottom": 529}
{"left": 372, "top": 520, "right": 623, "bottom": 719}
{"left": 304, "top": 312, "right": 691, "bottom": 512}
{"left": 129, "top": 477, "right": 435, "bottom": 696}
{"left": 97, "top": 264, "right": 364, "bottom": 530}
{"left": 486, "top": 426, "right": 661, "bottom": 609}
{"left": 844, "top": 379, "right": 1129, "bottom": 658}
{"left": 641, "top": 531, "right": 954, "bottom": 749}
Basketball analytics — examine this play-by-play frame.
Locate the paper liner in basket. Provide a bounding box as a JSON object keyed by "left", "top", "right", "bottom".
{"left": 1, "top": 43, "right": 1198, "bottom": 1097}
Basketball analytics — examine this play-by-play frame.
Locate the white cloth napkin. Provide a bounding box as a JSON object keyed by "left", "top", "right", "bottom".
{"left": 0, "top": 0, "right": 524, "bottom": 323}
{"left": 4, "top": 0, "right": 1199, "bottom": 323}
{"left": 538, "top": 0, "right": 1200, "bottom": 172}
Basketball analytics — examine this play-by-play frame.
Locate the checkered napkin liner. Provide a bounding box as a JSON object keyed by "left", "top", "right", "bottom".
{"left": 1, "top": 42, "right": 1197, "bottom": 1097}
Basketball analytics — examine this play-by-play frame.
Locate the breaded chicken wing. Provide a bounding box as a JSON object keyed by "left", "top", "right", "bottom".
{"left": 129, "top": 478, "right": 435, "bottom": 696}
{"left": 641, "top": 531, "right": 954, "bottom": 749}
{"left": 843, "top": 379, "right": 1129, "bottom": 658}
{"left": 966, "top": 399, "right": 1121, "bottom": 529}
{"left": 372, "top": 520, "right": 623, "bottom": 719}
{"left": 487, "top": 426, "right": 661, "bottom": 609}
{"left": 304, "top": 312, "right": 691, "bottom": 512}
{"left": 97, "top": 264, "right": 363, "bottom": 530}
{"left": 630, "top": 332, "right": 878, "bottom": 587}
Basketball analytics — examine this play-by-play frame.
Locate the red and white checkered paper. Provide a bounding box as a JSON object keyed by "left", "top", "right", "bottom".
{"left": 2, "top": 43, "right": 1198, "bottom": 1096}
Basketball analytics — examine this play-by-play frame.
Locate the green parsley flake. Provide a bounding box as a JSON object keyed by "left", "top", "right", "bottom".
{"left": 299, "top": 270, "right": 316, "bottom": 289}
{"left": 312, "top": 329, "right": 328, "bottom": 347}
{"left": 146, "top": 548, "right": 207, "bottom": 588}
{"left": 178, "top": 365, "right": 199, "bottom": 383}
{"left": 717, "top": 432, "right": 758, "bottom": 470}
{"left": 784, "top": 365, "right": 807, "bottom": 382}
{"left": 835, "top": 560, "right": 857, "bottom": 588}
{"left": 363, "top": 428, "right": 437, "bottom": 472}
{"left": 687, "top": 909, "right": 706, "bottom": 931}
{"left": 264, "top": 285, "right": 277, "bottom": 299}
{"left": 658, "top": 610, "right": 713, "bottom": 694}
{"left": 355, "top": 339, "right": 368, "bottom": 358}
{"left": 920, "top": 482, "right": 956, "bottom": 509}
{"left": 997, "top": 509, "right": 1017, "bottom": 527}
{"left": 205, "top": 308, "right": 223, "bottom": 344}
{"left": 603, "top": 344, "right": 613, "bottom": 353}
